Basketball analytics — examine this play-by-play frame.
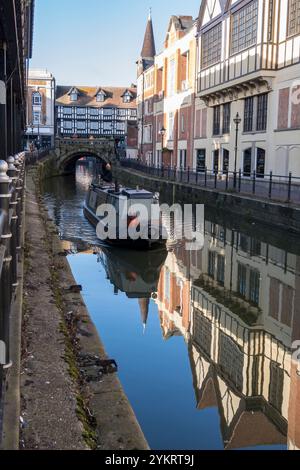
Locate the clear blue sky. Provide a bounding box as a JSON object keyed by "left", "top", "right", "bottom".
{"left": 30, "top": 0, "right": 200, "bottom": 87}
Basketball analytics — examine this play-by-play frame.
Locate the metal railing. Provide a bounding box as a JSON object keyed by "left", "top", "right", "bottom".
{"left": 120, "top": 159, "right": 300, "bottom": 205}
{"left": 0, "top": 152, "right": 25, "bottom": 384}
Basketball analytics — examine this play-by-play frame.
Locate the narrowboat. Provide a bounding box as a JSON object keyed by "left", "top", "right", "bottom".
{"left": 83, "top": 180, "right": 167, "bottom": 249}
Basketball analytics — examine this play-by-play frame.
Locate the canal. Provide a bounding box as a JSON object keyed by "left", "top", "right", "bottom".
{"left": 41, "top": 160, "right": 300, "bottom": 450}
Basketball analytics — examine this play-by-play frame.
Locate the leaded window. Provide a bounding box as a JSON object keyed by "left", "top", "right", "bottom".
{"left": 256, "top": 93, "right": 268, "bottom": 131}
{"left": 244, "top": 97, "right": 254, "bottom": 132}
{"left": 288, "top": 0, "right": 300, "bottom": 37}
{"left": 213, "top": 106, "right": 221, "bottom": 135}
{"left": 222, "top": 103, "right": 231, "bottom": 134}
{"left": 231, "top": 0, "right": 258, "bottom": 55}
{"left": 201, "top": 23, "right": 222, "bottom": 68}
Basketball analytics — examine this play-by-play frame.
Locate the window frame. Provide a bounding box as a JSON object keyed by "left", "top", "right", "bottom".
{"left": 287, "top": 0, "right": 300, "bottom": 37}
{"left": 230, "top": 0, "right": 258, "bottom": 56}
{"left": 32, "top": 92, "right": 42, "bottom": 106}
{"left": 201, "top": 22, "right": 222, "bottom": 69}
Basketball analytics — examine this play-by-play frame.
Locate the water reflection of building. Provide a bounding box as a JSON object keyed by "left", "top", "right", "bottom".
{"left": 98, "top": 247, "right": 167, "bottom": 331}
{"left": 155, "top": 220, "right": 300, "bottom": 449}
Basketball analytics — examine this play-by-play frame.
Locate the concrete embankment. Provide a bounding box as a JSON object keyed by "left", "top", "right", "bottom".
{"left": 10, "top": 167, "right": 148, "bottom": 450}
{"left": 115, "top": 166, "right": 300, "bottom": 234}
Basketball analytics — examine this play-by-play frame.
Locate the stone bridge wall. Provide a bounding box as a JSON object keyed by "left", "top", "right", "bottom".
{"left": 39, "top": 138, "right": 117, "bottom": 177}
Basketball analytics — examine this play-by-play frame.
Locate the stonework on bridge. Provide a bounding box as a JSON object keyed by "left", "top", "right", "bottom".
{"left": 43, "top": 137, "right": 117, "bottom": 176}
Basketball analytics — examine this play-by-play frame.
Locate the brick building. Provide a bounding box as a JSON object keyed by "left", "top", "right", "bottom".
{"left": 137, "top": 13, "right": 197, "bottom": 168}
{"left": 26, "top": 68, "right": 56, "bottom": 149}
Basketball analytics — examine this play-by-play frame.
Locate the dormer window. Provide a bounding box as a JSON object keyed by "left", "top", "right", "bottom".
{"left": 68, "top": 87, "right": 79, "bottom": 102}
{"left": 32, "top": 91, "right": 42, "bottom": 105}
{"left": 123, "top": 91, "right": 132, "bottom": 103}
{"left": 96, "top": 90, "right": 106, "bottom": 102}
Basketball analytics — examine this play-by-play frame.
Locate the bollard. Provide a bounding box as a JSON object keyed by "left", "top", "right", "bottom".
{"left": 0, "top": 160, "right": 13, "bottom": 368}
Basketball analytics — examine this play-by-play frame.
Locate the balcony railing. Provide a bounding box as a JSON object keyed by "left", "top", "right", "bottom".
{"left": 120, "top": 159, "right": 300, "bottom": 205}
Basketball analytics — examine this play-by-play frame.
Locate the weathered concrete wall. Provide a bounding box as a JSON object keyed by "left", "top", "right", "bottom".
{"left": 114, "top": 166, "right": 300, "bottom": 234}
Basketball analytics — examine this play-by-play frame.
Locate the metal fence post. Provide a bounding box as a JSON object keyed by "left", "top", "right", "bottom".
{"left": 269, "top": 171, "right": 273, "bottom": 199}
{"left": 204, "top": 167, "right": 207, "bottom": 187}
{"left": 238, "top": 169, "right": 241, "bottom": 192}
{"left": 214, "top": 171, "right": 217, "bottom": 189}
{"left": 225, "top": 171, "right": 229, "bottom": 190}
{"left": 287, "top": 172, "right": 292, "bottom": 202}
{"left": 187, "top": 166, "right": 190, "bottom": 183}
{"left": 0, "top": 160, "right": 12, "bottom": 368}
{"left": 252, "top": 170, "right": 256, "bottom": 195}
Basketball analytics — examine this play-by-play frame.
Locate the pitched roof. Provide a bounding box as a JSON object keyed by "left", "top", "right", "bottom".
{"left": 55, "top": 86, "right": 137, "bottom": 109}
{"left": 141, "top": 13, "right": 156, "bottom": 59}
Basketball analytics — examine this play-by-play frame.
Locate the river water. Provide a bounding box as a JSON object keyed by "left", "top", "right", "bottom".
{"left": 41, "top": 160, "right": 300, "bottom": 450}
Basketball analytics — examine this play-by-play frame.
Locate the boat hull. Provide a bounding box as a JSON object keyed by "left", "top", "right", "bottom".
{"left": 83, "top": 204, "right": 166, "bottom": 250}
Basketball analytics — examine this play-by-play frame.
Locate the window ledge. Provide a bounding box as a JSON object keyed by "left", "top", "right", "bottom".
{"left": 274, "top": 127, "right": 300, "bottom": 132}
{"left": 242, "top": 130, "right": 267, "bottom": 135}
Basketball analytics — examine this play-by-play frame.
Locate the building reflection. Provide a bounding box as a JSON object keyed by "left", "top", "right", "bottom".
{"left": 155, "top": 220, "right": 300, "bottom": 450}
{"left": 98, "top": 246, "right": 167, "bottom": 331}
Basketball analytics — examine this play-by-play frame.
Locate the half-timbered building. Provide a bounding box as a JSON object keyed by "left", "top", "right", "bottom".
{"left": 195, "top": 0, "right": 300, "bottom": 177}
{"left": 55, "top": 85, "right": 138, "bottom": 157}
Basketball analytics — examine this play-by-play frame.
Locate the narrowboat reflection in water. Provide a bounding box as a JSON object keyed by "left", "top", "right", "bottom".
{"left": 97, "top": 246, "right": 167, "bottom": 331}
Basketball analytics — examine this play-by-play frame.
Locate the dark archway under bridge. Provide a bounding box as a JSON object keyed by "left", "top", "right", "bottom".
{"left": 42, "top": 137, "right": 117, "bottom": 177}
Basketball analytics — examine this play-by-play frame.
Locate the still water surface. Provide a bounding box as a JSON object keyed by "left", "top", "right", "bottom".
{"left": 41, "top": 161, "right": 300, "bottom": 450}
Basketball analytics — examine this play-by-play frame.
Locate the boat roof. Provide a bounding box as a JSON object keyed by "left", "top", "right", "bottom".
{"left": 121, "top": 189, "right": 153, "bottom": 199}
{"left": 91, "top": 183, "right": 155, "bottom": 199}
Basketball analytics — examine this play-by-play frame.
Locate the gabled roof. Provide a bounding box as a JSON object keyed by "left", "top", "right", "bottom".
{"left": 121, "top": 89, "right": 134, "bottom": 97}
{"left": 67, "top": 86, "right": 80, "bottom": 96}
{"left": 56, "top": 86, "right": 137, "bottom": 109}
{"left": 141, "top": 12, "right": 156, "bottom": 60}
{"left": 166, "top": 15, "right": 194, "bottom": 34}
{"left": 197, "top": 0, "right": 230, "bottom": 31}
{"left": 95, "top": 88, "right": 107, "bottom": 97}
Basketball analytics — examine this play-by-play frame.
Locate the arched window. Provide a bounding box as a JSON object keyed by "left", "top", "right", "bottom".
{"left": 32, "top": 91, "right": 42, "bottom": 106}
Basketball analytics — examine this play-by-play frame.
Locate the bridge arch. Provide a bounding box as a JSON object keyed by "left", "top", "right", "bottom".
{"left": 60, "top": 150, "right": 108, "bottom": 174}
{"left": 54, "top": 139, "right": 117, "bottom": 175}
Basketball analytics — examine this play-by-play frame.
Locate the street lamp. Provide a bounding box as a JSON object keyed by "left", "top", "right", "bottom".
{"left": 233, "top": 112, "right": 242, "bottom": 189}
{"left": 159, "top": 126, "right": 166, "bottom": 167}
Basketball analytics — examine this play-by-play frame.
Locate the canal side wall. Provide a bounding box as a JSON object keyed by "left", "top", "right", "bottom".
{"left": 114, "top": 166, "right": 300, "bottom": 234}
{"left": 17, "top": 167, "right": 149, "bottom": 450}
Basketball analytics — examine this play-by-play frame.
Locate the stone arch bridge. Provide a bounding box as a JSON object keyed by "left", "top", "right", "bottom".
{"left": 43, "top": 138, "right": 118, "bottom": 176}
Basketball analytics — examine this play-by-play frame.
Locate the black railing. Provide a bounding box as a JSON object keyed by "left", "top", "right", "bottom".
{"left": 0, "top": 153, "right": 25, "bottom": 421}
{"left": 120, "top": 159, "right": 300, "bottom": 205}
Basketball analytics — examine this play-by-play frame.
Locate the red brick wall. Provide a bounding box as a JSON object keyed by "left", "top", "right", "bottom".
{"left": 291, "top": 85, "right": 300, "bottom": 129}
{"left": 194, "top": 108, "right": 207, "bottom": 138}
{"left": 127, "top": 122, "right": 138, "bottom": 147}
